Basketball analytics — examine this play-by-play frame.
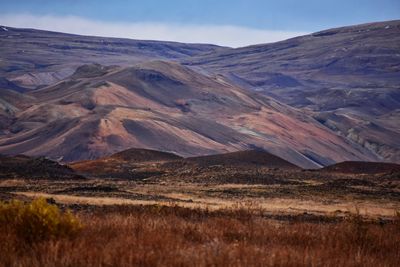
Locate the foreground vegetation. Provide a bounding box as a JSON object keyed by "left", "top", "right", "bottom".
{"left": 0, "top": 199, "right": 399, "bottom": 267}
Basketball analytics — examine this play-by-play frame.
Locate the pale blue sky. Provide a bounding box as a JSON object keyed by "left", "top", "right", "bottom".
{"left": 1, "top": 0, "right": 399, "bottom": 47}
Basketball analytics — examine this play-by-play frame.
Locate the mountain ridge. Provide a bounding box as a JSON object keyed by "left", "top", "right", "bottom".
{"left": 0, "top": 24, "right": 224, "bottom": 90}
{"left": 183, "top": 20, "right": 400, "bottom": 163}
{"left": 0, "top": 60, "right": 378, "bottom": 168}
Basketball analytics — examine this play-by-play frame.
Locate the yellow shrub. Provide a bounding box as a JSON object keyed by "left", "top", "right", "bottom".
{"left": 0, "top": 197, "right": 82, "bottom": 242}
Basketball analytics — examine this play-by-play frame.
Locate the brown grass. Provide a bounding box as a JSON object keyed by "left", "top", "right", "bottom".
{"left": 0, "top": 204, "right": 399, "bottom": 267}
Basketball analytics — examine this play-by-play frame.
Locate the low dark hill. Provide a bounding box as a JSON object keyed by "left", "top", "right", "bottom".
{"left": 70, "top": 149, "right": 300, "bottom": 179}
{"left": 321, "top": 161, "right": 400, "bottom": 174}
{"left": 70, "top": 148, "right": 182, "bottom": 178}
{"left": 109, "top": 148, "right": 183, "bottom": 162}
{"left": 0, "top": 155, "right": 83, "bottom": 179}
{"left": 164, "top": 150, "right": 301, "bottom": 170}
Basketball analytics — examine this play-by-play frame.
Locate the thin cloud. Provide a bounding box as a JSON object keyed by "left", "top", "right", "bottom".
{"left": 0, "top": 14, "right": 308, "bottom": 47}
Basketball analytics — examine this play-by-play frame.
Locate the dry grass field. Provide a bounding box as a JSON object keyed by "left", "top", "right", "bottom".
{"left": 0, "top": 202, "right": 399, "bottom": 267}
{"left": 1, "top": 165, "right": 399, "bottom": 219}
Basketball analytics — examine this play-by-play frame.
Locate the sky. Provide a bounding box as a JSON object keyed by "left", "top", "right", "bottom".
{"left": 0, "top": 0, "right": 399, "bottom": 47}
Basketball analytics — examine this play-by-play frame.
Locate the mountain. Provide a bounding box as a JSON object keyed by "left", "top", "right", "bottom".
{"left": 0, "top": 22, "right": 398, "bottom": 168}
{"left": 0, "top": 60, "right": 377, "bottom": 168}
{"left": 0, "top": 89, "right": 33, "bottom": 132}
{"left": 0, "top": 25, "right": 223, "bottom": 90}
{"left": 184, "top": 20, "right": 400, "bottom": 163}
